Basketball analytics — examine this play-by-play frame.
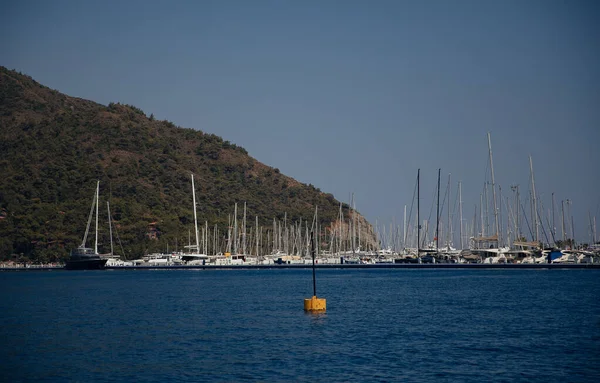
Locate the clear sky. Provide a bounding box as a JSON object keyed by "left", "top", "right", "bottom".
{"left": 3, "top": 0, "right": 599, "bottom": 245}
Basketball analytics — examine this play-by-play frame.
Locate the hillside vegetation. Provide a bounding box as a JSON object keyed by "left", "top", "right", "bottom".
{"left": 0, "top": 67, "right": 377, "bottom": 262}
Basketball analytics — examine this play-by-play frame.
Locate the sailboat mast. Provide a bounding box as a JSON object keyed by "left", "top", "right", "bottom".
{"left": 488, "top": 132, "right": 499, "bottom": 241}
{"left": 284, "top": 212, "right": 288, "bottom": 255}
{"left": 473, "top": 204, "right": 478, "bottom": 240}
{"left": 403, "top": 205, "right": 407, "bottom": 251}
{"left": 338, "top": 202, "right": 342, "bottom": 254}
{"left": 498, "top": 185, "right": 503, "bottom": 247}
{"left": 568, "top": 200, "right": 575, "bottom": 246}
{"left": 561, "top": 200, "right": 566, "bottom": 243}
{"left": 552, "top": 192, "right": 556, "bottom": 241}
{"left": 529, "top": 155, "right": 539, "bottom": 242}
{"left": 484, "top": 183, "right": 489, "bottom": 236}
{"left": 243, "top": 202, "right": 247, "bottom": 255}
{"left": 356, "top": 207, "right": 366, "bottom": 251}
{"left": 594, "top": 215, "right": 597, "bottom": 245}
{"left": 107, "top": 201, "right": 113, "bottom": 256}
{"left": 447, "top": 173, "right": 451, "bottom": 249}
{"left": 272, "top": 217, "right": 277, "bottom": 254}
{"left": 227, "top": 215, "right": 232, "bottom": 253}
{"left": 233, "top": 203, "right": 238, "bottom": 254}
{"left": 459, "top": 181, "right": 463, "bottom": 249}
{"left": 436, "top": 168, "right": 440, "bottom": 252}
{"left": 95, "top": 180, "right": 99, "bottom": 254}
{"left": 214, "top": 224, "right": 217, "bottom": 255}
{"left": 480, "top": 193, "right": 484, "bottom": 237}
{"left": 352, "top": 193, "right": 356, "bottom": 252}
{"left": 191, "top": 174, "right": 200, "bottom": 253}
{"left": 514, "top": 185, "right": 521, "bottom": 239}
{"left": 256, "top": 216, "right": 259, "bottom": 257}
{"left": 589, "top": 211, "right": 594, "bottom": 246}
{"left": 417, "top": 169, "right": 420, "bottom": 252}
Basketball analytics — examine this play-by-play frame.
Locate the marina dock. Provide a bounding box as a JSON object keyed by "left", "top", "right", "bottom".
{"left": 2, "top": 263, "right": 599, "bottom": 271}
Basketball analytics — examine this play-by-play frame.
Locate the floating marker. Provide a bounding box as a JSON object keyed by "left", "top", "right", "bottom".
{"left": 304, "top": 295, "right": 326, "bottom": 311}
{"left": 304, "top": 226, "right": 326, "bottom": 312}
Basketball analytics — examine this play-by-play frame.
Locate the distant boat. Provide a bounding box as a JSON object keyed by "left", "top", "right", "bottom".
{"left": 181, "top": 173, "right": 209, "bottom": 264}
{"left": 65, "top": 181, "right": 108, "bottom": 270}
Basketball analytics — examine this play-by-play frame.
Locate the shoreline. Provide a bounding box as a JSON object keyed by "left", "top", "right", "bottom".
{"left": 2, "top": 263, "right": 599, "bottom": 271}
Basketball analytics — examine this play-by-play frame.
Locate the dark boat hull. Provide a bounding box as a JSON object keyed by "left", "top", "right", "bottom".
{"left": 65, "top": 258, "right": 108, "bottom": 270}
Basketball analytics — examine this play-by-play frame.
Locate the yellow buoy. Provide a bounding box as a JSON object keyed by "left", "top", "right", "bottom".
{"left": 304, "top": 296, "right": 326, "bottom": 311}
{"left": 304, "top": 220, "right": 326, "bottom": 312}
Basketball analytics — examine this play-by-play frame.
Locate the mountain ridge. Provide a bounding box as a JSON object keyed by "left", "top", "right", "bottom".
{"left": 0, "top": 66, "right": 378, "bottom": 262}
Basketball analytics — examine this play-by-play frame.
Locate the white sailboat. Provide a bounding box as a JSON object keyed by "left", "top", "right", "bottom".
{"left": 470, "top": 133, "right": 510, "bottom": 263}
{"left": 182, "top": 173, "right": 209, "bottom": 264}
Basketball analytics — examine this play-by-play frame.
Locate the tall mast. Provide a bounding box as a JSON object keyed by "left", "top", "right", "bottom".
{"left": 512, "top": 185, "right": 520, "bottom": 240}
{"left": 107, "top": 201, "right": 113, "bottom": 256}
{"left": 561, "top": 200, "right": 566, "bottom": 243}
{"left": 191, "top": 174, "right": 200, "bottom": 253}
{"left": 205, "top": 221, "right": 208, "bottom": 254}
{"left": 242, "top": 202, "right": 247, "bottom": 255}
{"left": 498, "top": 185, "right": 503, "bottom": 247}
{"left": 358, "top": 207, "right": 361, "bottom": 252}
{"left": 473, "top": 204, "right": 478, "bottom": 240}
{"left": 227, "top": 214, "right": 232, "bottom": 253}
{"left": 568, "top": 200, "right": 575, "bottom": 246}
{"left": 552, "top": 192, "right": 556, "bottom": 242}
{"left": 95, "top": 180, "right": 99, "bottom": 254}
{"left": 488, "top": 132, "right": 499, "bottom": 242}
{"left": 594, "top": 215, "right": 597, "bottom": 245}
{"left": 403, "top": 205, "right": 407, "bottom": 251}
{"left": 233, "top": 203, "right": 238, "bottom": 254}
{"left": 529, "top": 155, "right": 539, "bottom": 242}
{"left": 484, "top": 183, "right": 489, "bottom": 236}
{"left": 352, "top": 193, "right": 357, "bottom": 252}
{"left": 436, "top": 168, "right": 441, "bottom": 252}
{"left": 447, "top": 173, "right": 451, "bottom": 249}
{"left": 275, "top": 219, "right": 278, "bottom": 253}
{"left": 350, "top": 193, "right": 355, "bottom": 253}
{"left": 417, "top": 169, "right": 420, "bottom": 252}
{"left": 589, "top": 211, "right": 594, "bottom": 246}
{"left": 480, "top": 193, "right": 484, "bottom": 237}
{"left": 284, "top": 212, "right": 288, "bottom": 255}
{"left": 338, "top": 202, "right": 342, "bottom": 254}
{"left": 506, "top": 196, "right": 512, "bottom": 247}
{"left": 81, "top": 183, "right": 96, "bottom": 248}
{"left": 459, "top": 181, "right": 463, "bottom": 249}
{"left": 256, "top": 216, "right": 259, "bottom": 257}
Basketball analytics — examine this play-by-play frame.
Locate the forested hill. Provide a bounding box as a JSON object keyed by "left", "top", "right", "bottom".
{"left": 0, "top": 67, "right": 377, "bottom": 262}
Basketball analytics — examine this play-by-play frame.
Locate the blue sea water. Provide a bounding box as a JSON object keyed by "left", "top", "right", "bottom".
{"left": 1, "top": 269, "right": 599, "bottom": 382}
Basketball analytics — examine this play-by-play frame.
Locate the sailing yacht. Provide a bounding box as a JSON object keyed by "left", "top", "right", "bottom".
{"left": 469, "top": 133, "right": 510, "bottom": 264}
{"left": 65, "top": 181, "right": 108, "bottom": 270}
{"left": 182, "top": 174, "right": 209, "bottom": 265}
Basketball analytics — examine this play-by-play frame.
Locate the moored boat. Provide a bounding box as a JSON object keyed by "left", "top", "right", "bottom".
{"left": 65, "top": 246, "right": 107, "bottom": 270}
{"left": 65, "top": 180, "right": 108, "bottom": 270}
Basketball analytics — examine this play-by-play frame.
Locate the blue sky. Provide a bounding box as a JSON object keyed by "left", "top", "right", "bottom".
{"left": 3, "top": 0, "right": 599, "bottom": 244}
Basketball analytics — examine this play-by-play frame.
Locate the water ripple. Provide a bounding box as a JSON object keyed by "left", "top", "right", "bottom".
{"left": 1, "top": 269, "right": 599, "bottom": 382}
